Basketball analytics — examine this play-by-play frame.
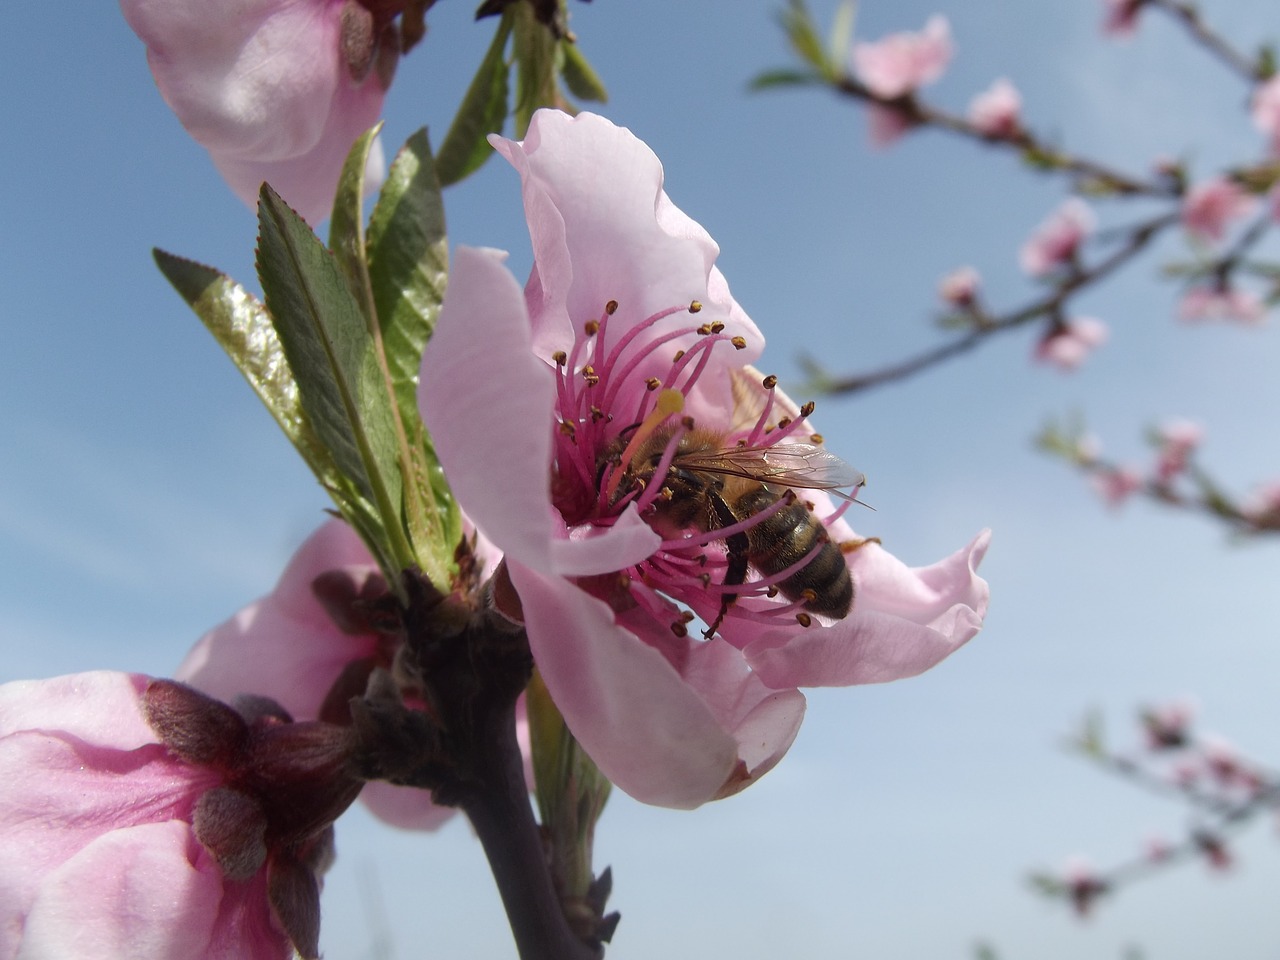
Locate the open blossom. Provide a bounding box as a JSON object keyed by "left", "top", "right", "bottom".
{"left": 0, "top": 672, "right": 361, "bottom": 959}
{"left": 1152, "top": 419, "right": 1202, "bottom": 483}
{"left": 1178, "top": 285, "right": 1266, "bottom": 324}
{"left": 120, "top": 0, "right": 400, "bottom": 223}
{"left": 1091, "top": 465, "right": 1143, "bottom": 507}
{"left": 1033, "top": 317, "right": 1108, "bottom": 370}
{"left": 938, "top": 266, "right": 980, "bottom": 308}
{"left": 1181, "top": 178, "right": 1256, "bottom": 243}
{"left": 178, "top": 518, "right": 501, "bottom": 831}
{"left": 418, "top": 110, "right": 990, "bottom": 809}
{"left": 851, "top": 16, "right": 953, "bottom": 99}
{"left": 968, "top": 78, "right": 1022, "bottom": 138}
{"left": 1020, "top": 198, "right": 1095, "bottom": 276}
{"left": 1252, "top": 75, "right": 1280, "bottom": 155}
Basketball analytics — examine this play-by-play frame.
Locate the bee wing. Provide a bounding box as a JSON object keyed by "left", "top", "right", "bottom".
{"left": 677, "top": 442, "right": 866, "bottom": 498}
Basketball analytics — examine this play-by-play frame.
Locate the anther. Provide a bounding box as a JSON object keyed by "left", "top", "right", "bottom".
{"left": 558, "top": 421, "right": 576, "bottom": 438}
{"left": 777, "top": 417, "right": 793, "bottom": 429}
{"left": 689, "top": 301, "right": 703, "bottom": 313}
{"left": 710, "top": 322, "right": 725, "bottom": 333}
{"left": 766, "top": 585, "right": 780, "bottom": 598}
{"left": 605, "top": 300, "right": 619, "bottom": 315}
{"left": 800, "top": 401, "right": 816, "bottom": 417}
{"left": 679, "top": 611, "right": 696, "bottom": 623}
{"left": 659, "top": 487, "right": 674, "bottom": 501}
{"left": 670, "top": 621, "right": 688, "bottom": 637}
{"left": 645, "top": 377, "right": 662, "bottom": 390}
{"left": 762, "top": 374, "right": 778, "bottom": 390}
{"left": 673, "top": 350, "right": 686, "bottom": 362}
{"left": 800, "top": 588, "right": 818, "bottom": 603}
{"left": 590, "top": 406, "right": 605, "bottom": 422}
{"left": 841, "top": 537, "right": 882, "bottom": 554}
{"left": 809, "top": 433, "right": 824, "bottom": 444}
{"left": 681, "top": 415, "right": 696, "bottom": 429}
{"left": 697, "top": 323, "right": 714, "bottom": 336}
{"left": 552, "top": 350, "right": 568, "bottom": 365}
{"left": 731, "top": 336, "right": 747, "bottom": 350}
{"left": 582, "top": 365, "right": 600, "bottom": 386}
{"left": 584, "top": 320, "right": 600, "bottom": 336}
{"left": 699, "top": 573, "right": 712, "bottom": 587}
{"left": 796, "top": 613, "right": 813, "bottom": 628}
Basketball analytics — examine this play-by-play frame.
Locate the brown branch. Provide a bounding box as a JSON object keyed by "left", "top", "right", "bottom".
{"left": 1149, "top": 0, "right": 1268, "bottom": 82}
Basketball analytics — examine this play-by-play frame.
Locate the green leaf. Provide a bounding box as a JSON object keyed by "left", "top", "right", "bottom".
{"left": 328, "top": 123, "right": 384, "bottom": 327}
{"left": 255, "top": 184, "right": 413, "bottom": 571}
{"left": 778, "top": 0, "right": 832, "bottom": 77}
{"left": 559, "top": 40, "right": 607, "bottom": 102}
{"left": 513, "top": 2, "right": 560, "bottom": 137}
{"left": 749, "top": 68, "right": 821, "bottom": 91}
{"left": 366, "top": 130, "right": 462, "bottom": 581}
{"left": 436, "top": 15, "right": 512, "bottom": 187}
{"left": 828, "top": 0, "right": 856, "bottom": 67}
{"left": 152, "top": 248, "right": 402, "bottom": 580}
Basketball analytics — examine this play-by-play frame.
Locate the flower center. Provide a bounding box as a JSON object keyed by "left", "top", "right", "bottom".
{"left": 548, "top": 300, "right": 859, "bottom": 639}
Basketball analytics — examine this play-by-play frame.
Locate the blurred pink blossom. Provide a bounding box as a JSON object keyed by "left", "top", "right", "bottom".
{"left": 1252, "top": 75, "right": 1280, "bottom": 155}
{"left": 866, "top": 102, "right": 914, "bottom": 147}
{"left": 418, "top": 110, "right": 991, "bottom": 809}
{"left": 1194, "top": 830, "right": 1233, "bottom": 871}
{"left": 1090, "top": 465, "right": 1143, "bottom": 507}
{"left": 938, "top": 266, "right": 980, "bottom": 307}
{"left": 1178, "top": 286, "right": 1266, "bottom": 324}
{"left": 1153, "top": 419, "right": 1202, "bottom": 483}
{"left": 120, "top": 0, "right": 396, "bottom": 223}
{"left": 851, "top": 16, "right": 953, "bottom": 99}
{"left": 1240, "top": 481, "right": 1280, "bottom": 528}
{"left": 1145, "top": 835, "right": 1172, "bottom": 862}
{"left": 1102, "top": 0, "right": 1144, "bottom": 36}
{"left": 0, "top": 672, "right": 358, "bottom": 959}
{"left": 968, "top": 78, "right": 1022, "bottom": 138}
{"left": 178, "top": 518, "right": 503, "bottom": 832}
{"left": 1033, "top": 317, "right": 1109, "bottom": 370}
{"left": 1062, "top": 856, "right": 1107, "bottom": 917}
{"left": 1181, "top": 178, "right": 1256, "bottom": 243}
{"left": 1020, "top": 198, "right": 1095, "bottom": 276}
{"left": 1141, "top": 700, "right": 1196, "bottom": 749}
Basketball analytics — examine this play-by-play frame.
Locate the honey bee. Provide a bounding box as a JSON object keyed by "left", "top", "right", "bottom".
{"left": 605, "top": 425, "right": 865, "bottom": 637}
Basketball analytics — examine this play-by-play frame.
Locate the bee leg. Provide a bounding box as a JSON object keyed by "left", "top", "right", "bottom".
{"left": 704, "top": 498, "right": 750, "bottom": 638}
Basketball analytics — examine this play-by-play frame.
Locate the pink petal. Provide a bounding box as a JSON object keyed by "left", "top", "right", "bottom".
{"left": 418, "top": 246, "right": 559, "bottom": 570}
{"left": 120, "top": 0, "right": 386, "bottom": 223}
{"left": 549, "top": 505, "right": 660, "bottom": 577}
{"left": 19, "top": 821, "right": 286, "bottom": 960}
{"left": 507, "top": 562, "right": 740, "bottom": 809}
{"left": 356, "top": 782, "right": 457, "bottom": 832}
{"left": 743, "top": 530, "right": 991, "bottom": 687}
{"left": 0, "top": 671, "right": 154, "bottom": 749}
{"left": 489, "top": 111, "right": 763, "bottom": 407}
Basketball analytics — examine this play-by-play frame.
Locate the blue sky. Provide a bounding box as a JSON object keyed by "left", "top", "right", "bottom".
{"left": 5, "top": 1, "right": 1280, "bottom": 957}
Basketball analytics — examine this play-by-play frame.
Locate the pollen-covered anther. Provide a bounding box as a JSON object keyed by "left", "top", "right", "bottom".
{"left": 584, "top": 320, "right": 600, "bottom": 336}
{"left": 688, "top": 300, "right": 703, "bottom": 313}
{"left": 681, "top": 415, "right": 696, "bottom": 430}
{"left": 605, "top": 300, "right": 619, "bottom": 315}
{"left": 590, "top": 406, "right": 605, "bottom": 422}
{"left": 766, "top": 585, "right": 780, "bottom": 598}
{"left": 697, "top": 323, "right": 714, "bottom": 336}
{"left": 731, "top": 336, "right": 747, "bottom": 350}
{"left": 658, "top": 487, "right": 674, "bottom": 502}
{"left": 670, "top": 621, "right": 688, "bottom": 637}
{"left": 841, "top": 536, "right": 883, "bottom": 554}
{"left": 809, "top": 433, "right": 824, "bottom": 444}
{"left": 645, "top": 377, "right": 662, "bottom": 390}
{"left": 800, "top": 401, "right": 816, "bottom": 417}
{"left": 777, "top": 417, "right": 792, "bottom": 429}
{"left": 552, "top": 350, "right": 568, "bottom": 366}
{"left": 558, "top": 420, "right": 576, "bottom": 438}
{"left": 710, "top": 322, "right": 725, "bottom": 333}
{"left": 795, "top": 613, "right": 813, "bottom": 628}
{"left": 803, "top": 499, "right": 816, "bottom": 511}
{"left": 762, "top": 374, "right": 778, "bottom": 390}
{"left": 699, "top": 573, "right": 712, "bottom": 587}
{"left": 673, "top": 350, "right": 686, "bottom": 362}
{"left": 800, "top": 588, "right": 818, "bottom": 603}
{"left": 581, "top": 365, "right": 599, "bottom": 386}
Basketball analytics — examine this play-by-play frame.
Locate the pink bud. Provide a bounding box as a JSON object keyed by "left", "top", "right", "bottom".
{"left": 968, "top": 78, "right": 1022, "bottom": 138}
{"left": 1182, "top": 178, "right": 1256, "bottom": 243}
{"left": 1020, "top": 199, "right": 1095, "bottom": 276}
{"left": 1033, "top": 317, "right": 1109, "bottom": 370}
{"left": 938, "top": 266, "right": 980, "bottom": 307}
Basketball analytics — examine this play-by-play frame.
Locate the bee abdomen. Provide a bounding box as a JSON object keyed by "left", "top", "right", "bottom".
{"left": 740, "top": 490, "right": 853, "bottom": 619}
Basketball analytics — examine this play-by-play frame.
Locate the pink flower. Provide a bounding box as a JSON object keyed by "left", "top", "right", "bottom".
{"left": 1153, "top": 419, "right": 1202, "bottom": 483}
{"left": 851, "top": 16, "right": 953, "bottom": 99}
{"left": 120, "top": 0, "right": 398, "bottom": 223}
{"left": 1102, "top": 0, "right": 1144, "bottom": 36}
{"left": 1062, "top": 857, "right": 1107, "bottom": 917}
{"left": 0, "top": 672, "right": 360, "bottom": 959}
{"left": 1141, "top": 700, "right": 1195, "bottom": 750}
{"left": 1252, "top": 75, "right": 1280, "bottom": 155}
{"left": 968, "top": 78, "right": 1022, "bottom": 138}
{"left": 1240, "top": 481, "right": 1280, "bottom": 529}
{"left": 1020, "top": 199, "right": 1095, "bottom": 276}
{"left": 938, "top": 266, "right": 980, "bottom": 308}
{"left": 178, "top": 518, "right": 501, "bottom": 831}
{"left": 1090, "top": 465, "right": 1143, "bottom": 507}
{"left": 418, "top": 110, "right": 991, "bottom": 809}
{"left": 866, "top": 102, "right": 914, "bottom": 148}
{"left": 1181, "top": 178, "right": 1256, "bottom": 243}
{"left": 1145, "top": 835, "right": 1172, "bottom": 862}
{"left": 1178, "top": 285, "right": 1266, "bottom": 324}
{"left": 1033, "top": 317, "right": 1109, "bottom": 370}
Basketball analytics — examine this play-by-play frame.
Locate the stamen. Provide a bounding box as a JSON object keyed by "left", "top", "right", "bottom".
{"left": 604, "top": 389, "right": 685, "bottom": 502}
